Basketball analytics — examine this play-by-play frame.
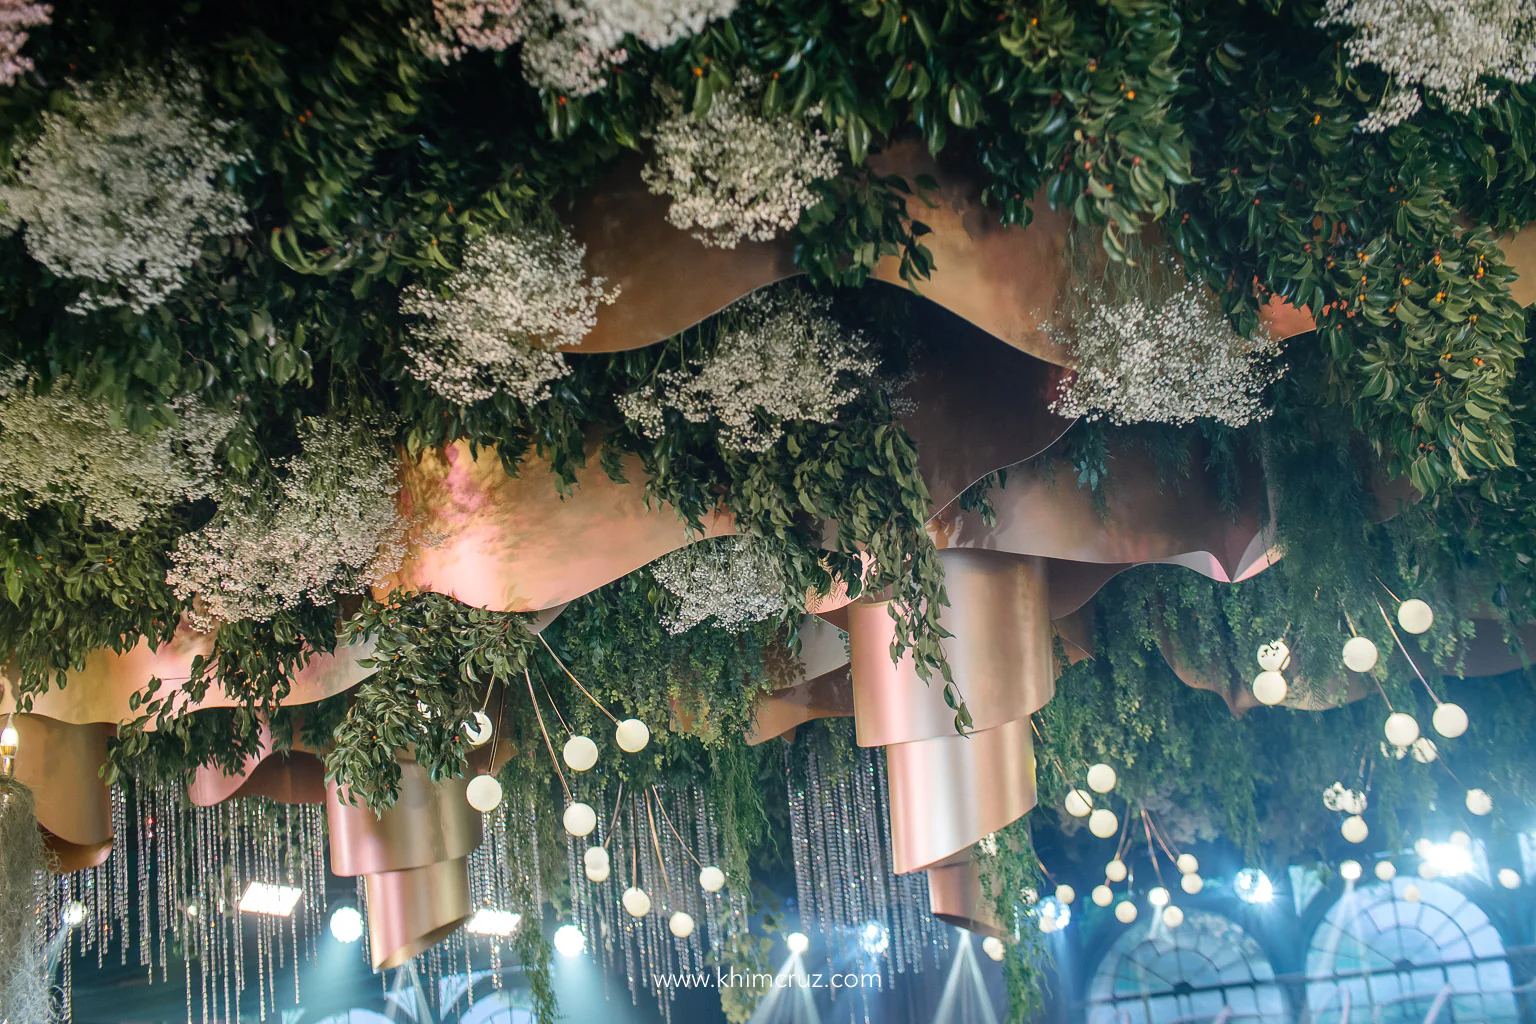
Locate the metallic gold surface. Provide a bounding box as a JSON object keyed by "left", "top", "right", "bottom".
{"left": 11, "top": 715, "right": 114, "bottom": 870}
{"left": 925, "top": 852, "right": 1003, "bottom": 938}
{"left": 363, "top": 857, "right": 473, "bottom": 971}
{"left": 327, "top": 763, "right": 482, "bottom": 877}
{"left": 188, "top": 722, "right": 327, "bottom": 807}
{"left": 885, "top": 716, "right": 1036, "bottom": 875}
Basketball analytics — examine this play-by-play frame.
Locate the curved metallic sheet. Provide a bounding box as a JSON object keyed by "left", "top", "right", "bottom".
{"left": 926, "top": 852, "right": 1003, "bottom": 939}
{"left": 847, "top": 551, "right": 1054, "bottom": 747}
{"left": 885, "top": 716, "right": 1036, "bottom": 875}
{"left": 188, "top": 722, "right": 328, "bottom": 807}
{"left": 363, "top": 857, "right": 473, "bottom": 972}
{"left": 11, "top": 715, "right": 114, "bottom": 871}
{"left": 327, "top": 763, "right": 482, "bottom": 877}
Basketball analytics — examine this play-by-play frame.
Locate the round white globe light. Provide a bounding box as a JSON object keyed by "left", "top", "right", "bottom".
{"left": 982, "top": 936, "right": 1006, "bottom": 962}
{"left": 1038, "top": 914, "right": 1057, "bottom": 935}
{"left": 1088, "top": 808, "right": 1119, "bottom": 839}
{"left": 1176, "top": 853, "right": 1199, "bottom": 875}
{"left": 1181, "top": 873, "right": 1204, "bottom": 895}
{"left": 1499, "top": 868, "right": 1521, "bottom": 889}
{"left": 1415, "top": 837, "right": 1433, "bottom": 857}
{"left": 1432, "top": 702, "right": 1468, "bottom": 739}
{"left": 1148, "top": 886, "right": 1170, "bottom": 908}
{"left": 1252, "top": 671, "right": 1288, "bottom": 706}
{"left": 1257, "top": 640, "right": 1291, "bottom": 672}
{"left": 467, "top": 774, "right": 503, "bottom": 812}
{"left": 1343, "top": 636, "right": 1379, "bottom": 673}
{"left": 1418, "top": 860, "right": 1440, "bottom": 881}
{"left": 1397, "top": 599, "right": 1434, "bottom": 635}
{"left": 1466, "top": 788, "right": 1493, "bottom": 816}
{"left": 1403, "top": 883, "right": 1422, "bottom": 903}
{"left": 584, "top": 846, "right": 610, "bottom": 873}
{"left": 1114, "top": 901, "right": 1138, "bottom": 924}
{"left": 1064, "top": 789, "right": 1094, "bottom": 818}
{"left": 1411, "top": 738, "right": 1439, "bottom": 763}
{"left": 1375, "top": 860, "right": 1397, "bottom": 882}
{"left": 1162, "top": 906, "right": 1184, "bottom": 928}
{"left": 553, "top": 924, "right": 586, "bottom": 958}
{"left": 669, "top": 912, "right": 696, "bottom": 939}
{"left": 1340, "top": 859, "right": 1362, "bottom": 881}
{"left": 699, "top": 865, "right": 726, "bottom": 892}
{"left": 464, "top": 711, "right": 494, "bottom": 747}
{"left": 622, "top": 887, "right": 651, "bottom": 918}
{"left": 1105, "top": 859, "right": 1128, "bottom": 882}
{"left": 786, "top": 931, "right": 809, "bottom": 954}
{"left": 1341, "top": 815, "right": 1369, "bottom": 844}
{"left": 562, "top": 801, "right": 597, "bottom": 837}
{"left": 1087, "top": 764, "right": 1117, "bottom": 794}
{"left": 562, "top": 735, "right": 599, "bottom": 772}
{"left": 1450, "top": 829, "right": 1471, "bottom": 850}
{"left": 615, "top": 718, "right": 650, "bottom": 754}
{"left": 329, "top": 905, "right": 363, "bottom": 943}
{"left": 64, "top": 901, "right": 87, "bottom": 927}
{"left": 1384, "top": 713, "right": 1420, "bottom": 748}
{"left": 1092, "top": 885, "right": 1114, "bottom": 907}
{"left": 1055, "top": 884, "right": 1076, "bottom": 905}
{"left": 586, "top": 861, "right": 611, "bottom": 883}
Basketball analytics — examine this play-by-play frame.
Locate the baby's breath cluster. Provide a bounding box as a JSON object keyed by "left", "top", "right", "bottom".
{"left": 399, "top": 227, "right": 616, "bottom": 405}
{"left": 642, "top": 76, "right": 841, "bottom": 249}
{"left": 650, "top": 534, "right": 789, "bottom": 633}
{"left": 1049, "top": 280, "right": 1283, "bottom": 427}
{"left": 0, "top": 0, "right": 50, "bottom": 86}
{"left": 1319, "top": 0, "right": 1536, "bottom": 130}
{"left": 0, "top": 65, "right": 248, "bottom": 313}
{"left": 0, "top": 371, "right": 232, "bottom": 530}
{"left": 166, "top": 417, "right": 408, "bottom": 630}
{"left": 619, "top": 288, "right": 875, "bottom": 452}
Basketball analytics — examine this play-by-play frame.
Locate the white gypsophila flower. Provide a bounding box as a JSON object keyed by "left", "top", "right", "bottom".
{"left": 1048, "top": 280, "right": 1282, "bottom": 427}
{"left": 0, "top": 374, "right": 234, "bottom": 529}
{"left": 519, "top": 21, "right": 629, "bottom": 95}
{"left": 650, "top": 534, "right": 788, "bottom": 633}
{"left": 618, "top": 288, "right": 875, "bottom": 452}
{"left": 399, "top": 227, "right": 617, "bottom": 405}
{"left": 167, "top": 416, "right": 408, "bottom": 629}
{"left": 642, "top": 76, "right": 841, "bottom": 249}
{"left": 572, "top": 0, "right": 736, "bottom": 50}
{"left": 413, "top": 0, "right": 531, "bottom": 62}
{"left": 0, "top": 65, "right": 249, "bottom": 314}
{"left": 0, "top": 0, "right": 50, "bottom": 86}
{"left": 1319, "top": 0, "right": 1536, "bottom": 130}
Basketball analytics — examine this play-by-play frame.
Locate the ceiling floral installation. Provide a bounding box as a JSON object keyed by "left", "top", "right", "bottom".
{"left": 2, "top": 1, "right": 1536, "bottom": 1023}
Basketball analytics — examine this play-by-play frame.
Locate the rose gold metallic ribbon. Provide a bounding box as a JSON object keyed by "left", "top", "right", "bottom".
{"left": 327, "top": 762, "right": 482, "bottom": 970}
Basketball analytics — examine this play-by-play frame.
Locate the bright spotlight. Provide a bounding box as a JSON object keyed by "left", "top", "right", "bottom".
{"left": 1422, "top": 841, "right": 1475, "bottom": 877}
{"left": 859, "top": 922, "right": 889, "bottom": 956}
{"left": 1234, "top": 869, "right": 1274, "bottom": 905}
{"left": 553, "top": 924, "right": 586, "bottom": 958}
{"left": 63, "top": 902, "right": 86, "bottom": 927}
{"left": 237, "top": 882, "right": 302, "bottom": 917}
{"left": 786, "top": 931, "right": 810, "bottom": 954}
{"left": 329, "top": 906, "right": 363, "bottom": 943}
{"left": 1036, "top": 897, "right": 1071, "bottom": 932}
{"left": 1340, "top": 860, "right": 1362, "bottom": 881}
{"left": 466, "top": 908, "right": 522, "bottom": 937}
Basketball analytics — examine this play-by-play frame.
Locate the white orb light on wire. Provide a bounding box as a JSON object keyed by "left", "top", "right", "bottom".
{"left": 699, "top": 865, "right": 726, "bottom": 892}
{"left": 1340, "top": 860, "right": 1362, "bottom": 882}
{"left": 1181, "top": 873, "right": 1204, "bottom": 895}
{"left": 786, "top": 931, "right": 810, "bottom": 954}
{"left": 669, "top": 912, "right": 696, "bottom": 939}
{"left": 1064, "top": 789, "right": 1094, "bottom": 818}
{"left": 1257, "top": 640, "right": 1291, "bottom": 672}
{"left": 562, "top": 801, "right": 597, "bottom": 837}
{"left": 466, "top": 774, "right": 503, "bottom": 812}
{"left": 583, "top": 846, "right": 610, "bottom": 879}
{"left": 1499, "top": 868, "right": 1522, "bottom": 889}
{"left": 1162, "top": 906, "right": 1184, "bottom": 928}
{"left": 622, "top": 887, "right": 652, "bottom": 918}
{"left": 1418, "top": 860, "right": 1440, "bottom": 881}
{"left": 1176, "top": 854, "right": 1199, "bottom": 875}
{"left": 1432, "top": 703, "right": 1468, "bottom": 739}
{"left": 1375, "top": 860, "right": 1397, "bottom": 881}
{"left": 1114, "top": 900, "right": 1138, "bottom": 924}
{"left": 553, "top": 924, "right": 586, "bottom": 958}
{"left": 1148, "top": 886, "right": 1170, "bottom": 908}
{"left": 1397, "top": 599, "right": 1434, "bottom": 635}
{"left": 1342, "top": 815, "right": 1369, "bottom": 844}
{"left": 1384, "top": 713, "right": 1421, "bottom": 747}
{"left": 585, "top": 860, "right": 610, "bottom": 883}
{"left": 1105, "top": 859, "right": 1128, "bottom": 882}
{"left": 1252, "top": 671, "right": 1288, "bottom": 706}
{"left": 1342, "top": 636, "right": 1379, "bottom": 673}
{"left": 1055, "top": 884, "right": 1076, "bottom": 905}
{"left": 982, "top": 936, "right": 1006, "bottom": 962}
{"left": 329, "top": 905, "right": 363, "bottom": 943}
{"left": 1403, "top": 883, "right": 1422, "bottom": 903}
{"left": 1466, "top": 788, "right": 1493, "bottom": 816}
{"left": 464, "top": 711, "right": 494, "bottom": 747}
{"left": 1092, "top": 885, "right": 1114, "bottom": 907}
{"left": 615, "top": 718, "right": 650, "bottom": 753}
{"left": 1087, "top": 764, "right": 1117, "bottom": 794}
{"left": 562, "top": 735, "right": 599, "bottom": 772}
{"left": 1411, "top": 738, "right": 1439, "bottom": 763}
{"left": 1088, "top": 808, "right": 1119, "bottom": 839}
{"left": 1234, "top": 868, "right": 1275, "bottom": 904}
{"left": 1450, "top": 830, "right": 1472, "bottom": 850}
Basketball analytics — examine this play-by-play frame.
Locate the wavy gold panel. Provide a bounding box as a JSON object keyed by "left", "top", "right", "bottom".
{"left": 12, "top": 715, "right": 114, "bottom": 871}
